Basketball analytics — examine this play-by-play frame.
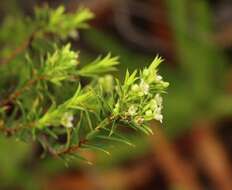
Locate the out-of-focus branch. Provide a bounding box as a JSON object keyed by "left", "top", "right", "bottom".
{"left": 0, "top": 75, "right": 45, "bottom": 111}
{"left": 0, "top": 32, "right": 35, "bottom": 65}
{"left": 216, "top": 24, "right": 232, "bottom": 48}
{"left": 191, "top": 122, "right": 232, "bottom": 190}
{"left": 150, "top": 125, "right": 203, "bottom": 190}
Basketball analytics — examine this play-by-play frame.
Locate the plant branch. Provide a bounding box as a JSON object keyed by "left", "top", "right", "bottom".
{"left": 0, "top": 32, "right": 36, "bottom": 65}
{"left": 57, "top": 139, "right": 88, "bottom": 156}
{"left": 0, "top": 75, "right": 45, "bottom": 109}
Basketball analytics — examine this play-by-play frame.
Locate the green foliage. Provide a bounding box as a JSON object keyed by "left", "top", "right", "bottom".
{"left": 78, "top": 54, "right": 119, "bottom": 77}
{"left": 35, "top": 5, "right": 94, "bottom": 39}
{"left": 41, "top": 44, "right": 79, "bottom": 85}
{"left": 0, "top": 5, "right": 168, "bottom": 162}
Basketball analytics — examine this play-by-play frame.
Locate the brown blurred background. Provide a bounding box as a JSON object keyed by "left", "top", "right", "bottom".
{"left": 0, "top": 0, "right": 232, "bottom": 190}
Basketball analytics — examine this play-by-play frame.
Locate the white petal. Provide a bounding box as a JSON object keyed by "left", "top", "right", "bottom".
{"left": 156, "top": 75, "right": 163, "bottom": 81}
{"left": 154, "top": 114, "right": 163, "bottom": 123}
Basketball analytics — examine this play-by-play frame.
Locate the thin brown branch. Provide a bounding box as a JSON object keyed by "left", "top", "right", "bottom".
{"left": 56, "top": 139, "right": 88, "bottom": 156}
{"left": 39, "top": 133, "right": 88, "bottom": 158}
{"left": 0, "top": 32, "right": 36, "bottom": 65}
{"left": 0, "top": 126, "right": 21, "bottom": 136}
{"left": 151, "top": 126, "right": 203, "bottom": 190}
{"left": 0, "top": 122, "right": 33, "bottom": 137}
{"left": 191, "top": 122, "right": 232, "bottom": 190}
{"left": 0, "top": 75, "right": 45, "bottom": 109}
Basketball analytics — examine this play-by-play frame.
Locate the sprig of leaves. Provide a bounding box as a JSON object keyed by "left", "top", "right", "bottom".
{"left": 0, "top": 5, "right": 169, "bottom": 162}
{"left": 41, "top": 44, "right": 79, "bottom": 85}
{"left": 78, "top": 54, "right": 119, "bottom": 77}
{"left": 35, "top": 5, "right": 94, "bottom": 39}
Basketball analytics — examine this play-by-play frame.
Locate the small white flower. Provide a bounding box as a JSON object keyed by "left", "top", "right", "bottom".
{"left": 156, "top": 75, "right": 163, "bottom": 81}
{"left": 61, "top": 112, "right": 74, "bottom": 128}
{"left": 154, "top": 113, "right": 163, "bottom": 123}
{"left": 69, "top": 30, "right": 78, "bottom": 39}
{"left": 155, "top": 106, "right": 162, "bottom": 113}
{"left": 139, "top": 80, "right": 149, "bottom": 96}
{"left": 128, "top": 105, "right": 137, "bottom": 116}
{"left": 155, "top": 94, "right": 163, "bottom": 106}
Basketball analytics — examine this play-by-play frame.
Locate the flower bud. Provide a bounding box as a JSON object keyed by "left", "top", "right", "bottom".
{"left": 61, "top": 112, "right": 74, "bottom": 128}
{"left": 128, "top": 105, "right": 137, "bottom": 116}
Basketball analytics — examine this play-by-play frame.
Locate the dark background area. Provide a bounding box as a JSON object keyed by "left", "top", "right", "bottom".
{"left": 0, "top": 0, "right": 232, "bottom": 190}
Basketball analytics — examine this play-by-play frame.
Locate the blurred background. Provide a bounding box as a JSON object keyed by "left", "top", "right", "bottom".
{"left": 0, "top": 0, "right": 232, "bottom": 189}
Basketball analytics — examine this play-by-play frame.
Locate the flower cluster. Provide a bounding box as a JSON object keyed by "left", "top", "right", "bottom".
{"left": 113, "top": 56, "right": 169, "bottom": 126}
{"left": 143, "top": 94, "right": 163, "bottom": 123}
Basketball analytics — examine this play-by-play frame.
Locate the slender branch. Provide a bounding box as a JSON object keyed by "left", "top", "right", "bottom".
{"left": 0, "top": 32, "right": 36, "bottom": 65}
{"left": 44, "top": 117, "right": 113, "bottom": 157}
{"left": 0, "top": 122, "right": 33, "bottom": 136}
{"left": 0, "top": 119, "right": 87, "bottom": 157}
{"left": 39, "top": 132, "right": 88, "bottom": 158}
{"left": 0, "top": 126, "right": 21, "bottom": 136}
{"left": 0, "top": 75, "right": 45, "bottom": 109}
{"left": 57, "top": 139, "right": 88, "bottom": 156}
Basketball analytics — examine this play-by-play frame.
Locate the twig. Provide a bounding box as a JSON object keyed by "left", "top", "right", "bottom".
{"left": 151, "top": 126, "right": 202, "bottom": 190}
{"left": 191, "top": 123, "right": 232, "bottom": 190}
{"left": 57, "top": 139, "right": 88, "bottom": 156}
{"left": 39, "top": 133, "right": 88, "bottom": 158}
{"left": 0, "top": 122, "right": 32, "bottom": 136}
{"left": 0, "top": 75, "right": 45, "bottom": 109}
{"left": 0, "top": 32, "right": 36, "bottom": 65}
{"left": 0, "top": 126, "right": 21, "bottom": 136}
